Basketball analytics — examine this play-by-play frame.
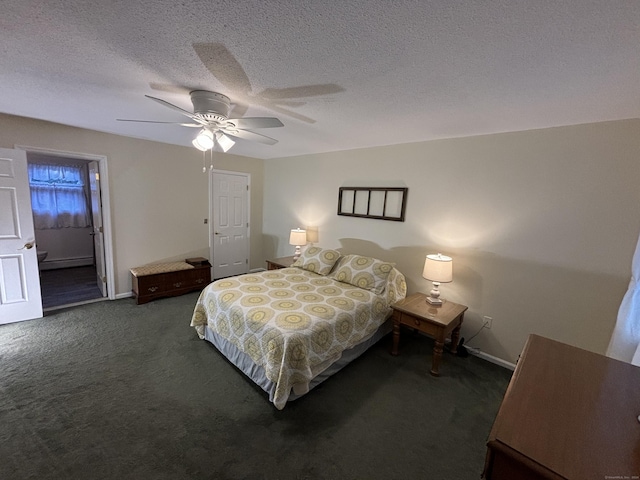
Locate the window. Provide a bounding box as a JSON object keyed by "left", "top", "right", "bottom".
{"left": 29, "top": 163, "right": 91, "bottom": 229}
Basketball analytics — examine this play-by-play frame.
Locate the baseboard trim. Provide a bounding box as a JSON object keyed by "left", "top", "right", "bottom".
{"left": 443, "top": 337, "right": 517, "bottom": 370}
{"left": 115, "top": 292, "right": 134, "bottom": 300}
{"left": 470, "top": 350, "right": 516, "bottom": 371}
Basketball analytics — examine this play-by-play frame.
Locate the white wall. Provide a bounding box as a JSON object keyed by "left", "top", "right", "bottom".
{"left": 35, "top": 227, "right": 94, "bottom": 269}
{"left": 263, "top": 119, "right": 640, "bottom": 364}
{"left": 0, "top": 113, "right": 264, "bottom": 297}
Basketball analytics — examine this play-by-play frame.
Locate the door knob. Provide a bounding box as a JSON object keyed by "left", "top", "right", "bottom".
{"left": 21, "top": 242, "right": 34, "bottom": 250}
{"left": 214, "top": 232, "right": 220, "bottom": 235}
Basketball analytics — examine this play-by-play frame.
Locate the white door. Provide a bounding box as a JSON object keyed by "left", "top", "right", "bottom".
{"left": 0, "top": 148, "right": 43, "bottom": 323}
{"left": 88, "top": 161, "right": 107, "bottom": 297}
{"left": 211, "top": 171, "right": 249, "bottom": 279}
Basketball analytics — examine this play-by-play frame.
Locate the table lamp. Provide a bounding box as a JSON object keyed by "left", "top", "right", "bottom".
{"left": 422, "top": 253, "right": 453, "bottom": 305}
{"left": 289, "top": 228, "right": 307, "bottom": 260}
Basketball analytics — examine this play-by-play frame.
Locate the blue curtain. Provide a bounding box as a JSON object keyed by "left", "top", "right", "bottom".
{"left": 29, "top": 163, "right": 91, "bottom": 229}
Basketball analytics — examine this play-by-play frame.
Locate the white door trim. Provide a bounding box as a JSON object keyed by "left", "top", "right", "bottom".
{"left": 209, "top": 169, "right": 251, "bottom": 276}
{"left": 14, "top": 145, "right": 116, "bottom": 300}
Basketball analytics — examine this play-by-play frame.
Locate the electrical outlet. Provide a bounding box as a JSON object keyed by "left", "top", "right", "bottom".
{"left": 483, "top": 316, "right": 493, "bottom": 329}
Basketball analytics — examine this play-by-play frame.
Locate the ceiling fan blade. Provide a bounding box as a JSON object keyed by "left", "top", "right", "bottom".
{"left": 258, "top": 84, "right": 345, "bottom": 99}
{"left": 193, "top": 43, "right": 252, "bottom": 94}
{"left": 269, "top": 99, "right": 306, "bottom": 108}
{"left": 145, "top": 95, "right": 197, "bottom": 119}
{"left": 257, "top": 101, "right": 317, "bottom": 124}
{"left": 230, "top": 101, "right": 249, "bottom": 119}
{"left": 224, "top": 128, "right": 278, "bottom": 145}
{"left": 227, "top": 117, "right": 284, "bottom": 129}
{"left": 116, "top": 119, "right": 202, "bottom": 127}
{"left": 148, "top": 83, "right": 191, "bottom": 95}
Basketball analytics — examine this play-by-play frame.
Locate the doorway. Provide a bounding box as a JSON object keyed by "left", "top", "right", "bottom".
{"left": 23, "top": 148, "right": 113, "bottom": 311}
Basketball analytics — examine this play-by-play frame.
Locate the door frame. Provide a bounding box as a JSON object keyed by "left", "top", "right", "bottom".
{"left": 15, "top": 145, "right": 116, "bottom": 300}
{"left": 209, "top": 169, "right": 251, "bottom": 276}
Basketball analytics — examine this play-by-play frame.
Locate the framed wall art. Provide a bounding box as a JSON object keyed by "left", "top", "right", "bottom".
{"left": 337, "top": 187, "right": 408, "bottom": 222}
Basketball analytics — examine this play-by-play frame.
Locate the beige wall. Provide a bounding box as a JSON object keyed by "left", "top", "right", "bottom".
{"left": 263, "top": 119, "right": 640, "bottom": 364}
{"left": 0, "top": 113, "right": 264, "bottom": 297}
{"left": 3, "top": 111, "right": 638, "bottom": 364}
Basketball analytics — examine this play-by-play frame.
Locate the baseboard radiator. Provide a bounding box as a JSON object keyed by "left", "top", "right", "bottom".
{"left": 39, "top": 256, "right": 94, "bottom": 271}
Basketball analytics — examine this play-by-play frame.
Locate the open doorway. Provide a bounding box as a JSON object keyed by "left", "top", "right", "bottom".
{"left": 24, "top": 149, "right": 112, "bottom": 311}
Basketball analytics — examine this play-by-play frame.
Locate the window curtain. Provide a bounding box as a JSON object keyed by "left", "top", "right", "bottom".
{"left": 29, "top": 163, "right": 91, "bottom": 229}
{"left": 606, "top": 231, "right": 640, "bottom": 365}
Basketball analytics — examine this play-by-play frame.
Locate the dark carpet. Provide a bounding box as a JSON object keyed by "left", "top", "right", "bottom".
{"left": 0, "top": 293, "right": 512, "bottom": 480}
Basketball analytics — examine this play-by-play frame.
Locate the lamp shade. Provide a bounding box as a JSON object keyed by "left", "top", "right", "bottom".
{"left": 289, "top": 228, "right": 307, "bottom": 246}
{"left": 192, "top": 137, "right": 209, "bottom": 151}
{"left": 422, "top": 253, "right": 453, "bottom": 283}
{"left": 215, "top": 131, "right": 235, "bottom": 152}
{"left": 193, "top": 129, "right": 214, "bottom": 151}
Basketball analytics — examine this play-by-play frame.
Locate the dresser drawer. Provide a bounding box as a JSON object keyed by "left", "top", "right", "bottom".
{"left": 134, "top": 275, "right": 164, "bottom": 295}
{"left": 395, "top": 311, "right": 441, "bottom": 337}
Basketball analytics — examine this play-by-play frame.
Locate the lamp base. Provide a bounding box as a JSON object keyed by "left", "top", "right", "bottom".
{"left": 426, "top": 296, "right": 443, "bottom": 306}
{"left": 426, "top": 282, "right": 443, "bottom": 305}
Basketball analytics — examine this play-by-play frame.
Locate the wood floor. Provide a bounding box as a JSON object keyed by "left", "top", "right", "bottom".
{"left": 40, "top": 266, "right": 105, "bottom": 309}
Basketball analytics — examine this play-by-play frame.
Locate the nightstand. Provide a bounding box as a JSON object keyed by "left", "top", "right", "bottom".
{"left": 391, "top": 293, "right": 468, "bottom": 376}
{"left": 266, "top": 255, "right": 297, "bottom": 270}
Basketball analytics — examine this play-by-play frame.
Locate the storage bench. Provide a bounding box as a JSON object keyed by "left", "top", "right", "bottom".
{"left": 130, "top": 259, "right": 211, "bottom": 304}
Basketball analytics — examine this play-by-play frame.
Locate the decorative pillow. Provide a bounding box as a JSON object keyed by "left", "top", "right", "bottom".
{"left": 292, "top": 246, "right": 341, "bottom": 275}
{"left": 386, "top": 267, "right": 407, "bottom": 304}
{"left": 329, "top": 254, "right": 395, "bottom": 294}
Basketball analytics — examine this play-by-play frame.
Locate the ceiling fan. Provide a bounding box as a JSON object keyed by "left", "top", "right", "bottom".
{"left": 149, "top": 43, "right": 345, "bottom": 125}
{"left": 117, "top": 90, "right": 284, "bottom": 152}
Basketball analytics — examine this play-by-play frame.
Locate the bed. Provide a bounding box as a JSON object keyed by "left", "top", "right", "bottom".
{"left": 190, "top": 248, "right": 407, "bottom": 409}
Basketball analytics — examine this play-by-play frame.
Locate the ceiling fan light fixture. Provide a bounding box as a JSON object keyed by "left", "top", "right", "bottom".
{"left": 193, "top": 129, "right": 214, "bottom": 150}
{"left": 216, "top": 132, "right": 235, "bottom": 152}
{"left": 191, "top": 138, "right": 208, "bottom": 151}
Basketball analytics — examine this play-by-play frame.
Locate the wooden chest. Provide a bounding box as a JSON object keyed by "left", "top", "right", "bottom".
{"left": 131, "top": 260, "right": 211, "bottom": 304}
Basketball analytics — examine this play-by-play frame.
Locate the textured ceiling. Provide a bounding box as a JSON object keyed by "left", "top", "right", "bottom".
{"left": 1, "top": 1, "right": 639, "bottom": 159}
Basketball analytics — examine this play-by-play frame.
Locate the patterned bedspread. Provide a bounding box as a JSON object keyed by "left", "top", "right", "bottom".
{"left": 191, "top": 266, "right": 406, "bottom": 409}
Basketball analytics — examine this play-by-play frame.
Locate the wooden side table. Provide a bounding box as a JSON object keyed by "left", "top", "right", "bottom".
{"left": 266, "top": 255, "right": 297, "bottom": 270}
{"left": 391, "top": 293, "right": 467, "bottom": 376}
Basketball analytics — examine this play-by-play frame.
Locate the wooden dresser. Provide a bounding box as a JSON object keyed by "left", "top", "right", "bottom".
{"left": 482, "top": 334, "right": 640, "bottom": 479}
